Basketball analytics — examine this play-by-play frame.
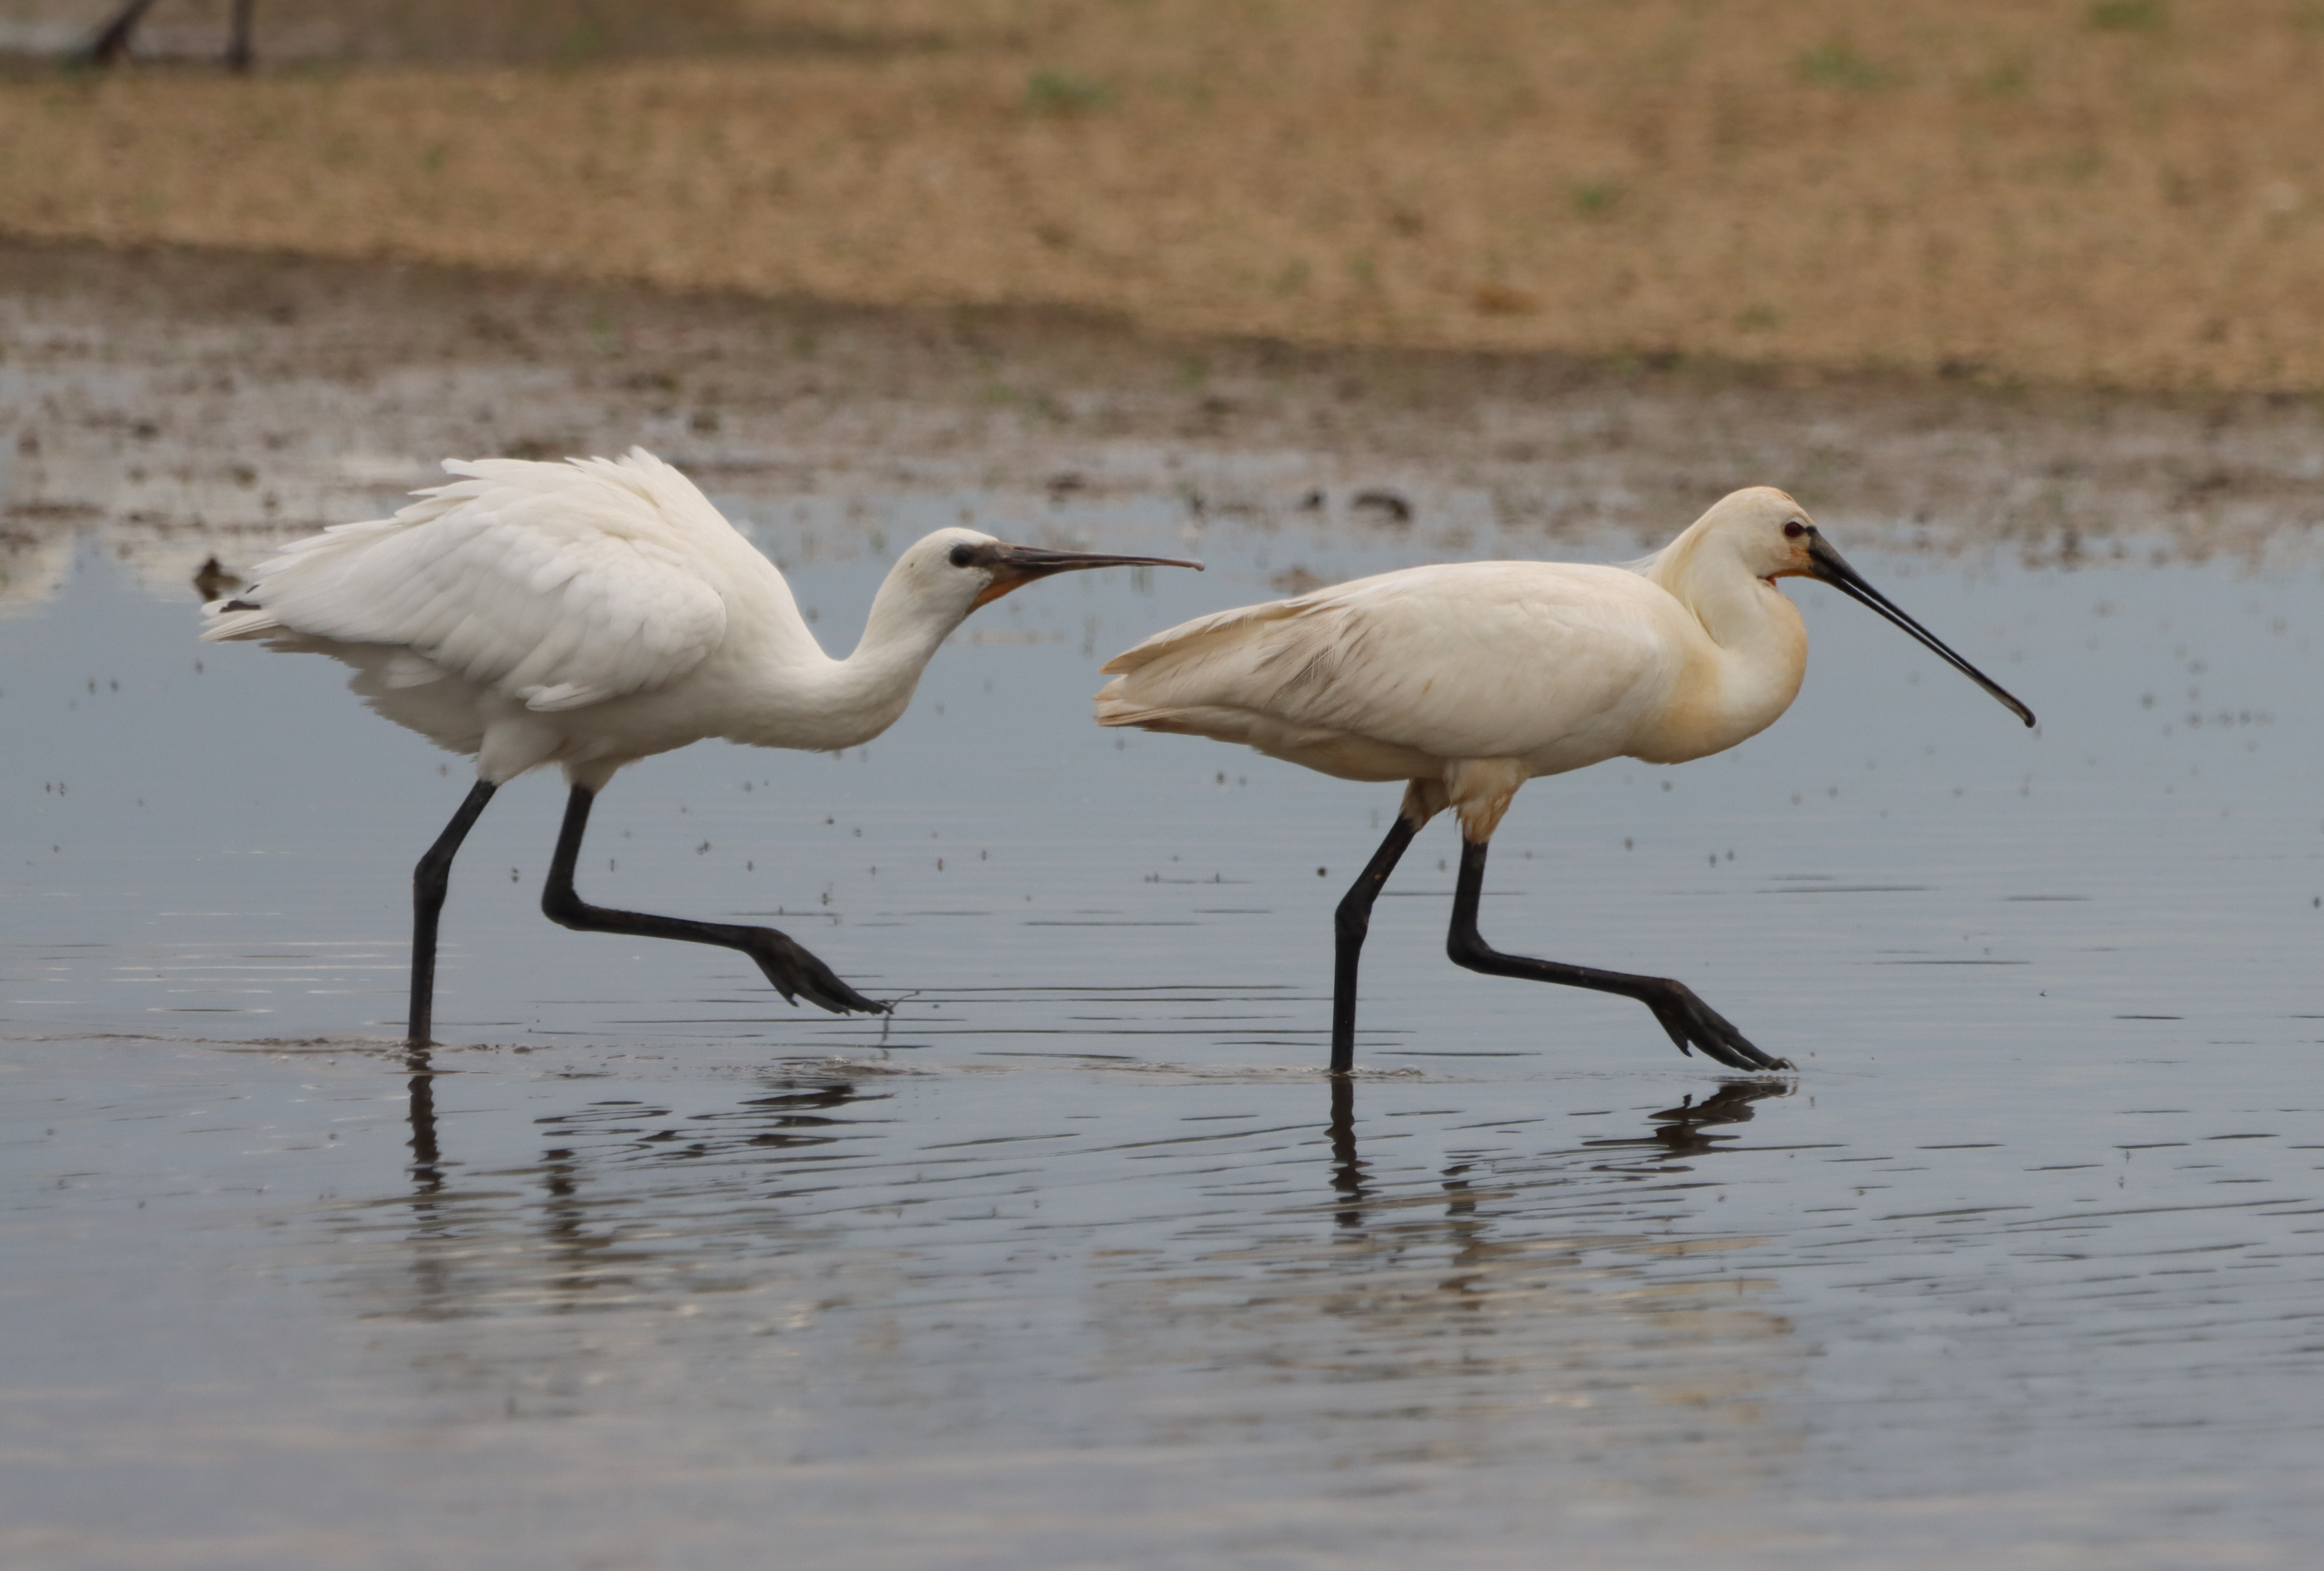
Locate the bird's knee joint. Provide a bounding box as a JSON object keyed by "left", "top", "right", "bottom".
{"left": 540, "top": 886, "right": 585, "bottom": 927}
{"left": 1445, "top": 928, "right": 1493, "bottom": 971}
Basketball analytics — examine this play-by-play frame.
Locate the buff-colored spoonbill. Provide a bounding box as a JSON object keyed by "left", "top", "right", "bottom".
{"left": 1095, "top": 487, "right": 2030, "bottom": 1073}
{"left": 204, "top": 448, "right": 1200, "bottom": 1044}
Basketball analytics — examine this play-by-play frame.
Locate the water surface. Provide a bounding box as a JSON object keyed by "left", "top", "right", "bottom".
{"left": 6, "top": 493, "right": 2324, "bottom": 1568}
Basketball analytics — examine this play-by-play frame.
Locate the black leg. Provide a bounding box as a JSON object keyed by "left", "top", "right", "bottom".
{"left": 81, "top": 0, "right": 164, "bottom": 65}
{"left": 225, "top": 0, "right": 253, "bottom": 72}
{"left": 1445, "top": 838, "right": 1792, "bottom": 1072}
{"left": 1331, "top": 813, "right": 1422, "bottom": 1073}
{"left": 409, "top": 780, "right": 498, "bottom": 1047}
{"left": 540, "top": 785, "right": 886, "bottom": 1016}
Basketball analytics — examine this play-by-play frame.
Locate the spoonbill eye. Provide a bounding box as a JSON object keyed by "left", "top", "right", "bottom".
{"left": 948, "top": 544, "right": 976, "bottom": 567}
{"left": 1782, "top": 521, "right": 1805, "bottom": 538}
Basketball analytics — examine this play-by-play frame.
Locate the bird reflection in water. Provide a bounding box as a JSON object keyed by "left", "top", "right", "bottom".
{"left": 1249, "top": 1075, "right": 1811, "bottom": 1487}
{"left": 404, "top": 1047, "right": 442, "bottom": 1194}
{"left": 1323, "top": 1076, "right": 1791, "bottom": 1232}
{"left": 1583, "top": 1081, "right": 1789, "bottom": 1171}
{"left": 399, "top": 1053, "right": 869, "bottom": 1187}
{"left": 397, "top": 1045, "right": 462, "bottom": 1314}
{"left": 367, "top": 1061, "right": 1801, "bottom": 1488}
{"left": 388, "top": 1046, "right": 874, "bottom": 1321}
{"left": 1328, "top": 1077, "right": 1368, "bottom": 1228}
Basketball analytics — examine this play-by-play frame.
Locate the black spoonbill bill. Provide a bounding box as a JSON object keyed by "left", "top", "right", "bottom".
{"left": 1095, "top": 487, "right": 2031, "bottom": 1073}
{"left": 204, "top": 448, "right": 1200, "bottom": 1044}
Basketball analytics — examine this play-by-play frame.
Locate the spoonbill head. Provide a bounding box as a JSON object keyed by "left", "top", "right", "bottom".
{"left": 1096, "top": 485, "right": 2031, "bottom": 1073}
{"left": 202, "top": 447, "right": 1201, "bottom": 1044}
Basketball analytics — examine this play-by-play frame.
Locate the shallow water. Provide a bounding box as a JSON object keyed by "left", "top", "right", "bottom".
{"left": 7, "top": 491, "right": 2324, "bottom": 1568}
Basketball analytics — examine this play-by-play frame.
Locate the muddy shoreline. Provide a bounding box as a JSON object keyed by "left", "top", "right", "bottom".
{"left": 4, "top": 237, "right": 2321, "bottom": 610}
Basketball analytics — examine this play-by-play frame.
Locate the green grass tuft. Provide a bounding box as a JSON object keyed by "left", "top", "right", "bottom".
{"left": 1798, "top": 40, "right": 1892, "bottom": 90}
{"left": 1574, "top": 180, "right": 1623, "bottom": 215}
{"left": 1023, "top": 69, "right": 1114, "bottom": 115}
{"left": 2088, "top": 0, "right": 2168, "bottom": 32}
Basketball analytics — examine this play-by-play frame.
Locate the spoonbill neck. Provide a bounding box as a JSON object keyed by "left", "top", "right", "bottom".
{"left": 746, "top": 569, "right": 967, "bottom": 752}
{"left": 1645, "top": 527, "right": 1805, "bottom": 657}
{"left": 854, "top": 568, "right": 974, "bottom": 680}
{"left": 1633, "top": 530, "right": 1809, "bottom": 762}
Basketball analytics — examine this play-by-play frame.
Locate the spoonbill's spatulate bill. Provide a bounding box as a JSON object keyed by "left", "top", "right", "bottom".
{"left": 203, "top": 448, "right": 1201, "bottom": 1044}
{"left": 1096, "top": 488, "right": 2033, "bottom": 1073}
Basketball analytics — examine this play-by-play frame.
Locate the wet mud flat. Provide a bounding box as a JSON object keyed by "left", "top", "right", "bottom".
{"left": 4, "top": 238, "right": 2323, "bottom": 606}
{"left": 7, "top": 243, "right": 2324, "bottom": 1567}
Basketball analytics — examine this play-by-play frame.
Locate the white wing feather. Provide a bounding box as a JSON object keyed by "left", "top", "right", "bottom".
{"left": 1098, "top": 562, "right": 1681, "bottom": 768}
{"left": 203, "top": 449, "right": 730, "bottom": 712}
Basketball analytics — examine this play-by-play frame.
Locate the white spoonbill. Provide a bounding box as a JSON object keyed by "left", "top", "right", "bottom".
{"left": 204, "top": 447, "right": 1199, "bottom": 1045}
{"left": 1096, "top": 487, "right": 2032, "bottom": 1073}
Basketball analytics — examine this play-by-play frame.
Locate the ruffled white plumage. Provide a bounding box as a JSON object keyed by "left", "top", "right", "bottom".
{"left": 204, "top": 449, "right": 731, "bottom": 715}
{"left": 204, "top": 446, "right": 1192, "bottom": 794}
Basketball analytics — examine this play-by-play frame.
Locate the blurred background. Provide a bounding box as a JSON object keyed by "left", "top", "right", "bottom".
{"left": 2, "top": 0, "right": 2319, "bottom": 389}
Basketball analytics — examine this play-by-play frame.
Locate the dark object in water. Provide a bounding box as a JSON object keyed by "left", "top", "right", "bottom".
{"left": 1350, "top": 489, "right": 1413, "bottom": 523}
{"left": 192, "top": 556, "right": 245, "bottom": 602}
